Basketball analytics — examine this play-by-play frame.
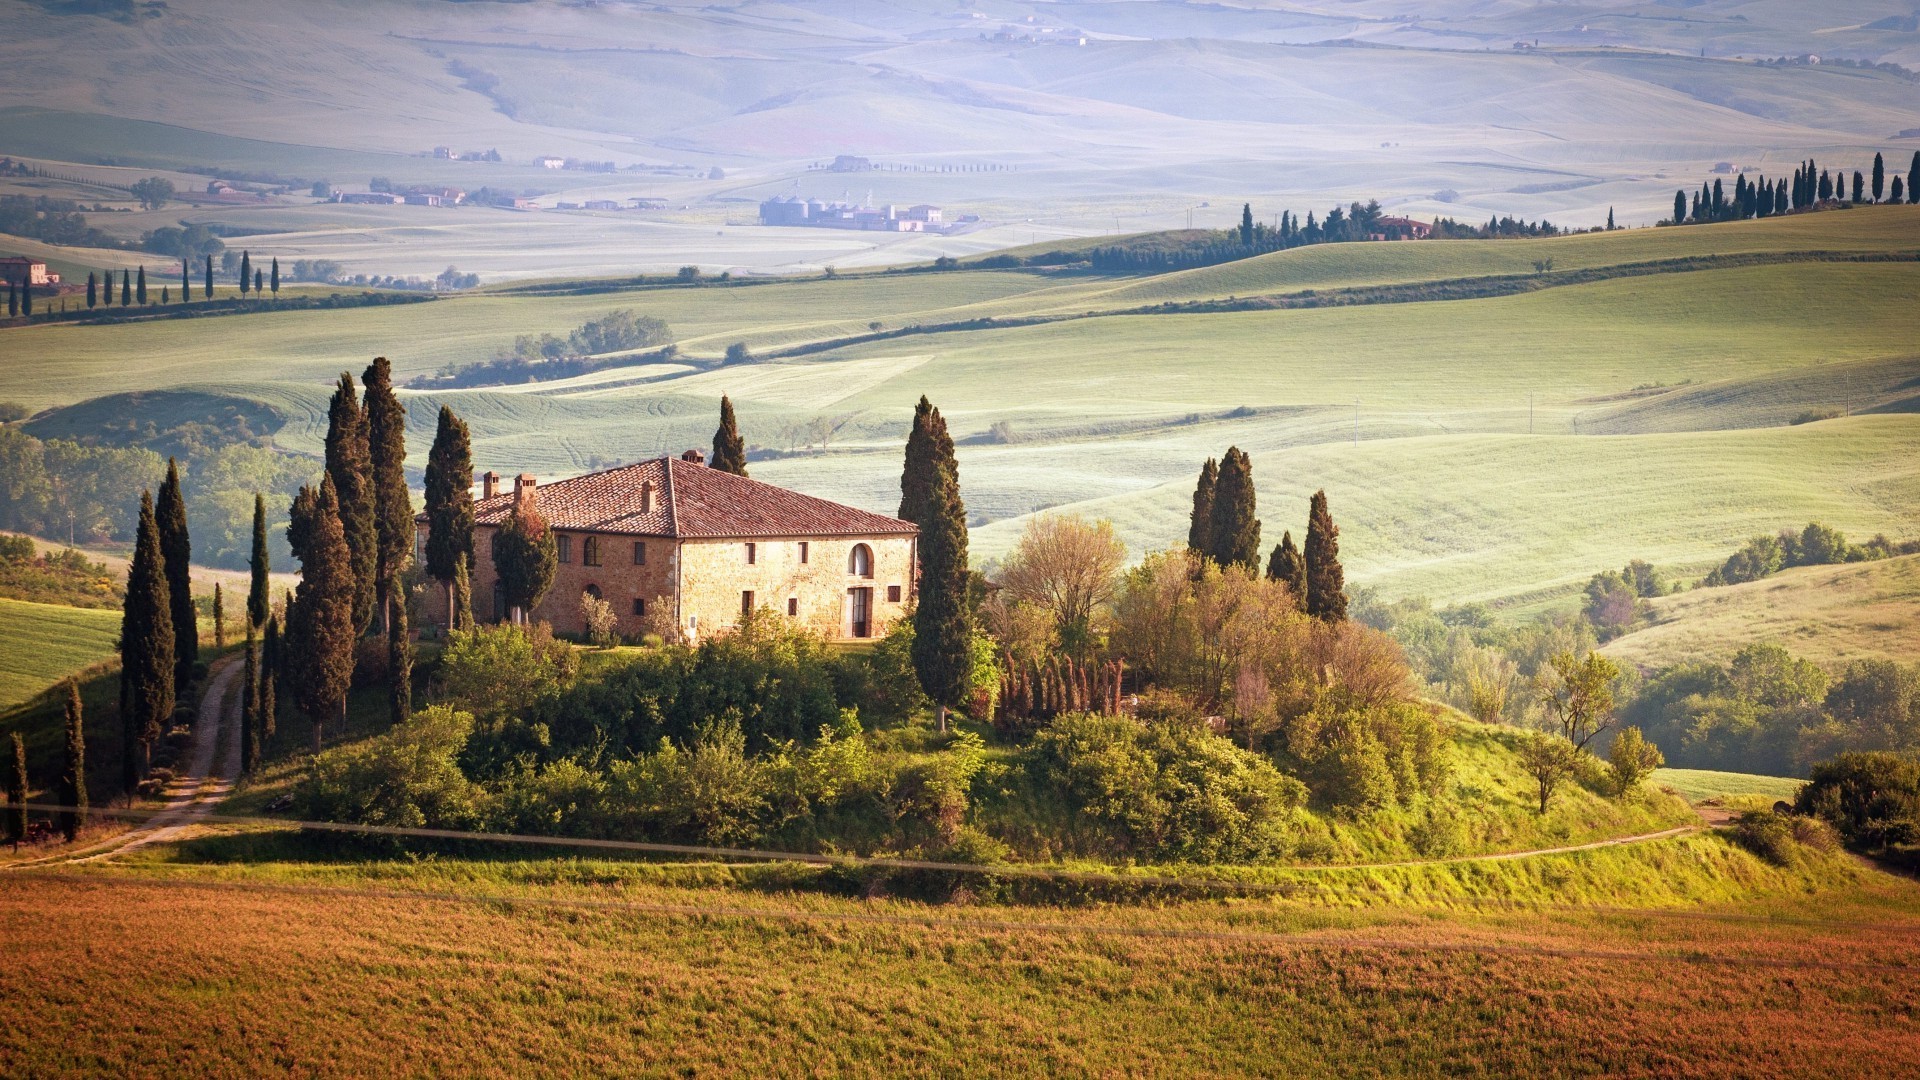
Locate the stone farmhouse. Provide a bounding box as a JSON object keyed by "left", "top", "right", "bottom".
{"left": 418, "top": 456, "right": 919, "bottom": 643}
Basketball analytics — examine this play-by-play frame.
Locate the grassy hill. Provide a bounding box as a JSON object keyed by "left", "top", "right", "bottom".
{"left": 0, "top": 598, "right": 119, "bottom": 711}
{"left": 1604, "top": 555, "right": 1920, "bottom": 670}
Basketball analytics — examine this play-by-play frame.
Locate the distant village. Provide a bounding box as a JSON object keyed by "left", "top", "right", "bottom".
{"left": 759, "top": 196, "right": 950, "bottom": 233}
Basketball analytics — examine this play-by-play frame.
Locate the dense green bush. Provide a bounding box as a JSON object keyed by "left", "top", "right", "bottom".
{"left": 1794, "top": 751, "right": 1920, "bottom": 849}
{"left": 1032, "top": 713, "right": 1309, "bottom": 862}
{"left": 1274, "top": 700, "right": 1449, "bottom": 811}
{"left": 1729, "top": 809, "right": 1839, "bottom": 867}
{"left": 301, "top": 706, "right": 483, "bottom": 829}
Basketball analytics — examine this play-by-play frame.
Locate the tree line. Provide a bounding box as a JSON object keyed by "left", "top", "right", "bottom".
{"left": 1669, "top": 151, "right": 1919, "bottom": 225}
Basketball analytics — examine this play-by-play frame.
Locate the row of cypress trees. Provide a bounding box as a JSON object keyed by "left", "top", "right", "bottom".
{"left": 1673, "top": 151, "right": 1919, "bottom": 225}
{"left": 1187, "top": 450, "right": 1348, "bottom": 621}
{"left": 2, "top": 681, "right": 85, "bottom": 847}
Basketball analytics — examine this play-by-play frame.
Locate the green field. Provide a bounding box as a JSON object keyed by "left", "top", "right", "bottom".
{"left": 0, "top": 598, "right": 119, "bottom": 711}
{"left": 1651, "top": 768, "right": 1804, "bottom": 804}
{"left": 1606, "top": 556, "right": 1920, "bottom": 671}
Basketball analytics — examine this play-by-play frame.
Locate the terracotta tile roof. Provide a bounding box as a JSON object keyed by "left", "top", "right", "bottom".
{"left": 455, "top": 457, "right": 918, "bottom": 540}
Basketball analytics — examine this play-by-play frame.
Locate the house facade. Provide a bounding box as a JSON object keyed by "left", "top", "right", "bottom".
{"left": 418, "top": 457, "right": 919, "bottom": 643}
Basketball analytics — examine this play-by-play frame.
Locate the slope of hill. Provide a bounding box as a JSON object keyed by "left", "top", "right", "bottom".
{"left": 0, "top": 597, "right": 119, "bottom": 710}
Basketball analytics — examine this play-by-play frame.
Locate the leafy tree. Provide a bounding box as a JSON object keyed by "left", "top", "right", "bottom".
{"left": 5, "top": 732, "right": 23, "bottom": 847}
{"left": 120, "top": 490, "right": 174, "bottom": 793}
{"left": 286, "top": 476, "right": 357, "bottom": 752}
{"left": 423, "top": 406, "right": 475, "bottom": 622}
{"left": 155, "top": 459, "right": 196, "bottom": 691}
{"left": 59, "top": 679, "right": 85, "bottom": 841}
{"left": 363, "top": 357, "right": 413, "bottom": 631}
{"left": 897, "top": 395, "right": 952, "bottom": 528}
{"left": 995, "top": 513, "right": 1126, "bottom": 657}
{"left": 723, "top": 342, "right": 754, "bottom": 365}
{"left": 1265, "top": 530, "right": 1306, "bottom": 608}
{"left": 1545, "top": 650, "right": 1621, "bottom": 750}
{"left": 323, "top": 373, "right": 377, "bottom": 634}
{"left": 1795, "top": 751, "right": 1920, "bottom": 849}
{"left": 492, "top": 496, "right": 557, "bottom": 623}
{"left": 1520, "top": 731, "right": 1578, "bottom": 814}
{"left": 913, "top": 460, "right": 972, "bottom": 732}
{"left": 1207, "top": 447, "right": 1260, "bottom": 572}
{"left": 710, "top": 395, "right": 748, "bottom": 476}
{"left": 130, "top": 177, "right": 174, "bottom": 210}
{"left": 1608, "top": 726, "right": 1663, "bottom": 793}
{"left": 247, "top": 493, "right": 269, "bottom": 628}
{"left": 1303, "top": 489, "right": 1347, "bottom": 622}
{"left": 1187, "top": 457, "right": 1216, "bottom": 558}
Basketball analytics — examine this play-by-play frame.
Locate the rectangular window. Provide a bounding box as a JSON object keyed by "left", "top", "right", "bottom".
{"left": 746, "top": 542, "right": 756, "bottom": 565}
{"left": 583, "top": 536, "right": 601, "bottom": 567}
{"left": 787, "top": 598, "right": 798, "bottom": 617}
{"left": 632, "top": 598, "right": 646, "bottom": 617}
{"left": 556, "top": 534, "right": 572, "bottom": 564}
{"left": 741, "top": 590, "right": 755, "bottom": 614}
{"left": 887, "top": 585, "right": 902, "bottom": 603}
{"left": 633, "top": 541, "right": 647, "bottom": 565}
{"left": 798, "top": 541, "right": 809, "bottom": 564}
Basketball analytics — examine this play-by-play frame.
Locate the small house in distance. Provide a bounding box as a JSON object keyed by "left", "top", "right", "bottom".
{"left": 0, "top": 257, "right": 58, "bottom": 287}
{"left": 419, "top": 456, "right": 919, "bottom": 642}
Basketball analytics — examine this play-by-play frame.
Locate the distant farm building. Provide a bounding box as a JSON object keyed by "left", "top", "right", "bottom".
{"left": 759, "top": 196, "right": 947, "bottom": 232}
{"left": 0, "top": 258, "right": 58, "bottom": 287}
{"left": 1372, "top": 216, "right": 1433, "bottom": 241}
{"left": 536, "top": 157, "right": 566, "bottom": 169}
{"left": 584, "top": 199, "right": 621, "bottom": 211}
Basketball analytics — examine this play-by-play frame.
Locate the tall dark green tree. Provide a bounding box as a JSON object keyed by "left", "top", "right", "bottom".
{"left": 492, "top": 494, "right": 557, "bottom": 623}
{"left": 1303, "top": 489, "right": 1347, "bottom": 622}
{"left": 240, "top": 624, "right": 260, "bottom": 773}
{"left": 1873, "top": 152, "right": 1885, "bottom": 203}
{"left": 324, "top": 372, "right": 377, "bottom": 634}
{"left": 286, "top": 476, "right": 356, "bottom": 753}
{"left": 155, "top": 458, "right": 197, "bottom": 691}
{"left": 181, "top": 260, "right": 190, "bottom": 303}
{"left": 1239, "top": 203, "right": 1254, "bottom": 246}
{"left": 86, "top": 272, "right": 97, "bottom": 309}
{"left": 135, "top": 265, "right": 147, "bottom": 305}
{"left": 710, "top": 395, "right": 748, "bottom": 476}
{"left": 247, "top": 493, "right": 270, "bottom": 629}
{"left": 270, "top": 257, "right": 280, "bottom": 296}
{"left": 1266, "top": 530, "right": 1306, "bottom": 608}
{"left": 120, "top": 270, "right": 131, "bottom": 306}
{"left": 912, "top": 459, "right": 971, "bottom": 733}
{"left": 260, "top": 615, "right": 279, "bottom": 737}
{"left": 451, "top": 554, "right": 473, "bottom": 632}
{"left": 387, "top": 592, "right": 411, "bottom": 723}
{"left": 363, "top": 356, "right": 413, "bottom": 634}
{"left": 898, "top": 395, "right": 955, "bottom": 529}
{"left": 120, "top": 490, "right": 174, "bottom": 794}
{"left": 203, "top": 254, "right": 213, "bottom": 299}
{"left": 1187, "top": 457, "right": 1217, "bottom": 558}
{"left": 1207, "top": 447, "right": 1260, "bottom": 572}
{"left": 239, "top": 251, "right": 252, "bottom": 295}
{"left": 59, "top": 679, "right": 85, "bottom": 841}
{"left": 5, "top": 732, "right": 23, "bottom": 847}
{"left": 1606, "top": 207, "right": 1615, "bottom": 230}
{"left": 1910, "top": 151, "right": 1919, "bottom": 203}
{"left": 211, "top": 582, "right": 225, "bottom": 648}
{"left": 423, "top": 406, "right": 475, "bottom": 624}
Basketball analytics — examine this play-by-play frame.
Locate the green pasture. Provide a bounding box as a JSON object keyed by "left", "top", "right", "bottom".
{"left": 0, "top": 597, "right": 121, "bottom": 711}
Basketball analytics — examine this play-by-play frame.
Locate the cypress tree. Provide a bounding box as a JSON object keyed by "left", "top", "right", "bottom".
{"left": 239, "top": 251, "right": 251, "bottom": 294}
{"left": 387, "top": 591, "right": 411, "bottom": 724}
{"left": 1606, "top": 207, "right": 1614, "bottom": 230}
{"left": 247, "top": 493, "right": 269, "bottom": 629}
{"left": 270, "top": 257, "right": 279, "bottom": 295}
{"left": 204, "top": 254, "right": 213, "bottom": 299}
{"left": 1266, "top": 530, "right": 1306, "bottom": 608}
{"left": 451, "top": 553, "right": 473, "bottom": 631}
{"left": 59, "top": 679, "right": 85, "bottom": 841}
{"left": 181, "top": 260, "right": 190, "bottom": 302}
{"left": 1239, "top": 202, "right": 1254, "bottom": 246}
{"left": 710, "top": 395, "right": 748, "bottom": 476}
{"left": 911, "top": 459, "right": 971, "bottom": 733}
{"left": 136, "top": 265, "right": 147, "bottom": 305}
{"left": 161, "top": 286, "right": 169, "bottom": 305}
{"left": 120, "top": 270, "right": 131, "bottom": 306}
{"left": 86, "top": 272, "right": 97, "bottom": 309}
{"left": 5, "top": 732, "right": 23, "bottom": 847}
{"left": 1819, "top": 170, "right": 1833, "bottom": 201}
{"left": 492, "top": 495, "right": 557, "bottom": 623}
{"left": 286, "top": 476, "right": 356, "bottom": 753}
{"left": 1207, "top": 447, "right": 1260, "bottom": 572}
{"left": 1187, "top": 457, "right": 1217, "bottom": 557}
{"left": 240, "top": 624, "right": 259, "bottom": 773}
{"left": 898, "top": 395, "right": 952, "bottom": 528}
{"left": 1896, "top": 177, "right": 1908, "bottom": 206}
{"left": 1303, "top": 489, "right": 1347, "bottom": 622}
{"left": 423, "top": 406, "right": 475, "bottom": 625}
{"left": 254, "top": 269, "right": 262, "bottom": 293}
{"left": 324, "top": 372, "right": 377, "bottom": 634}
{"left": 1910, "top": 151, "right": 1919, "bottom": 203}
{"left": 120, "top": 490, "right": 174, "bottom": 794}
{"left": 155, "top": 459, "right": 197, "bottom": 691}
{"left": 211, "top": 582, "right": 225, "bottom": 648}
{"left": 363, "top": 356, "right": 413, "bottom": 633}
{"left": 1853, "top": 171, "right": 1865, "bottom": 204}
{"left": 261, "top": 615, "right": 279, "bottom": 737}
{"left": 1873, "top": 152, "right": 1885, "bottom": 202}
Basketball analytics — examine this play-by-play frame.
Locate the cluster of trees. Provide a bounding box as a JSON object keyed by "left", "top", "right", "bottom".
{"left": 1184, "top": 449, "right": 1348, "bottom": 621}
{"left": 0, "top": 195, "right": 120, "bottom": 249}
{"left": 1670, "top": 152, "right": 1919, "bottom": 225}
{"left": 415, "top": 311, "right": 675, "bottom": 389}
{"left": 1702, "top": 521, "right": 1911, "bottom": 587}
{"left": 0, "top": 537, "right": 120, "bottom": 610}
{"left": 1582, "top": 559, "right": 1670, "bottom": 640}
{"left": 1627, "top": 645, "right": 1920, "bottom": 777}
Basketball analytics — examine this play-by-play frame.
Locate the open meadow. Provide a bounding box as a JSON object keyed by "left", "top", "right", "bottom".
{"left": 0, "top": 598, "right": 118, "bottom": 710}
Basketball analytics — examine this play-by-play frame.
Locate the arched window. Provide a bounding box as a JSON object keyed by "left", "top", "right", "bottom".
{"left": 849, "top": 543, "right": 873, "bottom": 578}
{"left": 583, "top": 535, "right": 601, "bottom": 567}
{"left": 583, "top": 583, "right": 602, "bottom": 600}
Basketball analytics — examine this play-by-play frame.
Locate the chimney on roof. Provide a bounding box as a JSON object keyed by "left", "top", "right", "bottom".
{"left": 680, "top": 448, "right": 705, "bottom": 464}
{"left": 514, "top": 473, "right": 537, "bottom": 508}
{"left": 640, "top": 481, "right": 654, "bottom": 515}
{"left": 481, "top": 471, "right": 500, "bottom": 500}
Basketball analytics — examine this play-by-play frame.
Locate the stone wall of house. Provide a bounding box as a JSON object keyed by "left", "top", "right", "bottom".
{"left": 418, "top": 524, "right": 915, "bottom": 642}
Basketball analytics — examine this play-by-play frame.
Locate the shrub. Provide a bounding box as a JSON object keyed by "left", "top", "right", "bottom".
{"left": 1033, "top": 712, "right": 1309, "bottom": 862}
{"left": 301, "top": 705, "right": 483, "bottom": 829}
{"left": 437, "top": 623, "right": 578, "bottom": 722}
{"left": 1795, "top": 751, "right": 1920, "bottom": 849}
{"left": 1608, "top": 726, "right": 1664, "bottom": 794}
{"left": 1276, "top": 700, "right": 1449, "bottom": 811}
{"left": 603, "top": 718, "right": 777, "bottom": 847}
{"left": 1729, "top": 810, "right": 1840, "bottom": 866}
{"left": 579, "top": 590, "right": 618, "bottom": 647}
